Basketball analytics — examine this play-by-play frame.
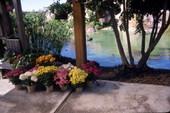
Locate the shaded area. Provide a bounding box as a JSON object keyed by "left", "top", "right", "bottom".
{"left": 100, "top": 65, "right": 170, "bottom": 86}
{"left": 57, "top": 80, "right": 170, "bottom": 113}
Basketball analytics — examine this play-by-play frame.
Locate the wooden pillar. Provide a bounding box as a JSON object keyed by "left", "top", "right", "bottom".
{"left": 0, "top": 0, "right": 11, "bottom": 37}
{"left": 12, "top": 0, "right": 29, "bottom": 51}
{"left": 72, "top": 0, "right": 87, "bottom": 67}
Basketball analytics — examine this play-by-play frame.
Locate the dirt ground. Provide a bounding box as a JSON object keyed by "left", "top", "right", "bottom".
{"left": 100, "top": 66, "right": 170, "bottom": 86}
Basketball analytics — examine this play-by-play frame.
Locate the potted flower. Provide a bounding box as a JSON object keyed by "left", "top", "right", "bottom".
{"left": 60, "top": 62, "right": 75, "bottom": 70}
{"left": 3, "top": 50, "right": 16, "bottom": 64}
{"left": 11, "top": 50, "right": 37, "bottom": 70}
{"left": 4, "top": 69, "right": 26, "bottom": 90}
{"left": 35, "top": 66, "right": 58, "bottom": 92}
{"left": 68, "top": 67, "right": 88, "bottom": 93}
{"left": 49, "top": 2, "right": 72, "bottom": 19}
{"left": 19, "top": 68, "right": 38, "bottom": 92}
{"left": 36, "top": 54, "right": 56, "bottom": 66}
{"left": 82, "top": 61, "right": 102, "bottom": 86}
{"left": 54, "top": 68, "right": 70, "bottom": 91}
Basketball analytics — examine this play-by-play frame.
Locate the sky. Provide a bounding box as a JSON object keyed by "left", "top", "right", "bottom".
{"left": 21, "top": 0, "right": 66, "bottom": 11}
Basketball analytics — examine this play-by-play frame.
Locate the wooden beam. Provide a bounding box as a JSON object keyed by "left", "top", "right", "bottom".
{"left": 72, "top": 0, "right": 87, "bottom": 68}
{"left": 0, "top": 1, "right": 11, "bottom": 37}
{"left": 12, "top": 0, "right": 29, "bottom": 51}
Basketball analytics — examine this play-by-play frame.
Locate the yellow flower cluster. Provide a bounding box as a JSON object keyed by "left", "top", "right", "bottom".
{"left": 36, "top": 54, "right": 56, "bottom": 66}
{"left": 68, "top": 67, "right": 88, "bottom": 85}
{"left": 35, "top": 66, "right": 58, "bottom": 76}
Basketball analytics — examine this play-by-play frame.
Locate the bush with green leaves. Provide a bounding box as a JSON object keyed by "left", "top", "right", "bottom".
{"left": 9, "top": 12, "right": 71, "bottom": 55}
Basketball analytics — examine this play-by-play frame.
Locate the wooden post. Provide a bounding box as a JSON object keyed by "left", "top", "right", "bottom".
{"left": 72, "top": 0, "right": 87, "bottom": 68}
{"left": 12, "top": 0, "right": 29, "bottom": 51}
{"left": 0, "top": 0, "right": 11, "bottom": 37}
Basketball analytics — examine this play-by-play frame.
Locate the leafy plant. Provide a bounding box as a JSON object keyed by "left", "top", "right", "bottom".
{"left": 38, "top": 72, "right": 55, "bottom": 86}
{"left": 12, "top": 50, "right": 37, "bottom": 69}
{"left": 49, "top": 1, "right": 72, "bottom": 16}
{"left": 44, "top": 19, "right": 71, "bottom": 55}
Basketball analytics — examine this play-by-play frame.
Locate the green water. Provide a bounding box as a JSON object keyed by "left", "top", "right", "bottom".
{"left": 61, "top": 30, "right": 170, "bottom": 69}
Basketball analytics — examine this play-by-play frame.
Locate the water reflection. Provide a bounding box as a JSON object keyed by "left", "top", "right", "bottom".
{"left": 61, "top": 30, "right": 170, "bottom": 69}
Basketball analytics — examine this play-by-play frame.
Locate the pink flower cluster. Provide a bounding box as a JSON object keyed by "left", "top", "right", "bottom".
{"left": 54, "top": 68, "right": 70, "bottom": 87}
{"left": 4, "top": 69, "right": 26, "bottom": 77}
{"left": 28, "top": 67, "right": 38, "bottom": 72}
{"left": 82, "top": 61, "right": 102, "bottom": 76}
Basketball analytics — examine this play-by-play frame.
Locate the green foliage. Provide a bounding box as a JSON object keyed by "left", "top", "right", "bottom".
{"left": 9, "top": 14, "right": 18, "bottom": 36}
{"left": 9, "top": 12, "right": 71, "bottom": 55}
{"left": 84, "top": 0, "right": 122, "bottom": 15}
{"left": 38, "top": 72, "right": 55, "bottom": 86}
{"left": 44, "top": 19, "right": 71, "bottom": 55}
{"left": 23, "top": 76, "right": 36, "bottom": 86}
{"left": 12, "top": 50, "right": 37, "bottom": 69}
{"left": 3, "top": 51, "right": 16, "bottom": 62}
{"left": 49, "top": 1, "right": 72, "bottom": 16}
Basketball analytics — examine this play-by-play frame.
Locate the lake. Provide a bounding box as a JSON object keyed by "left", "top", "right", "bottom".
{"left": 61, "top": 30, "right": 170, "bottom": 69}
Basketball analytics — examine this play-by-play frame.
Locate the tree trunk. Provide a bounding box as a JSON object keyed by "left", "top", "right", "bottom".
{"left": 137, "top": 12, "right": 170, "bottom": 68}
{"left": 139, "top": 15, "right": 146, "bottom": 56}
{"left": 123, "top": 0, "right": 134, "bottom": 66}
{"left": 110, "top": 12, "right": 130, "bottom": 67}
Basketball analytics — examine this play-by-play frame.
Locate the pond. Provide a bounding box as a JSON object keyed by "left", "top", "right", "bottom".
{"left": 61, "top": 30, "right": 170, "bottom": 69}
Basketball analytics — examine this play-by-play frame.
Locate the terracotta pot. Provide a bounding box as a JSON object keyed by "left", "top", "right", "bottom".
{"left": 46, "top": 85, "right": 53, "bottom": 92}
{"left": 27, "top": 86, "right": 35, "bottom": 93}
{"left": 86, "top": 81, "right": 93, "bottom": 87}
{"left": 60, "top": 85, "right": 68, "bottom": 91}
{"left": 15, "top": 84, "right": 22, "bottom": 90}
{"left": 75, "top": 87, "right": 83, "bottom": 93}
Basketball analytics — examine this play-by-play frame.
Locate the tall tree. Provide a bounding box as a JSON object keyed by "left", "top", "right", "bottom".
{"left": 84, "top": 0, "right": 170, "bottom": 69}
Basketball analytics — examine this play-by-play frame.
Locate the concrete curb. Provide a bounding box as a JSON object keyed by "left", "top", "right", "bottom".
{"left": 50, "top": 89, "right": 73, "bottom": 113}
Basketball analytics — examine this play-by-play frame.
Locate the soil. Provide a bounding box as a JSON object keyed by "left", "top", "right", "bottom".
{"left": 99, "top": 65, "right": 170, "bottom": 86}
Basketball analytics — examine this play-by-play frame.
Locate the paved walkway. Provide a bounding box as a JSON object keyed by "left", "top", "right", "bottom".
{"left": 0, "top": 79, "right": 71, "bottom": 113}
{"left": 0, "top": 79, "right": 170, "bottom": 113}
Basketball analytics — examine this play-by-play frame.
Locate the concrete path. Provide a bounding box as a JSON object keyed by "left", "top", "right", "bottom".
{"left": 57, "top": 80, "right": 170, "bottom": 113}
{"left": 0, "top": 79, "right": 71, "bottom": 113}
{"left": 0, "top": 79, "right": 170, "bottom": 113}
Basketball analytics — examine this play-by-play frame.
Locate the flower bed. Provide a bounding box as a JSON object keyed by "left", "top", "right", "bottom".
{"left": 4, "top": 54, "right": 102, "bottom": 93}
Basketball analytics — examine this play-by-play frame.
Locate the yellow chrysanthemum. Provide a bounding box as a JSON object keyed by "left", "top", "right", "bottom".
{"left": 68, "top": 67, "right": 88, "bottom": 85}
{"left": 36, "top": 54, "right": 56, "bottom": 65}
{"left": 35, "top": 66, "right": 58, "bottom": 76}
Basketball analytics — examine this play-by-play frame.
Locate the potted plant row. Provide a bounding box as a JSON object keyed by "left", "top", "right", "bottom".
{"left": 4, "top": 54, "right": 102, "bottom": 93}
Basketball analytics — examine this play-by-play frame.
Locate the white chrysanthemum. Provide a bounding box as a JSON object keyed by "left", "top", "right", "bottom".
{"left": 32, "top": 70, "right": 36, "bottom": 75}
{"left": 19, "top": 74, "right": 27, "bottom": 80}
{"left": 61, "top": 62, "right": 75, "bottom": 69}
{"left": 24, "top": 71, "right": 32, "bottom": 77}
{"left": 31, "top": 76, "right": 38, "bottom": 82}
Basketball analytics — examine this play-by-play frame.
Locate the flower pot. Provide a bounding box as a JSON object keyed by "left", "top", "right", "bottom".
{"left": 15, "top": 84, "right": 22, "bottom": 90}
{"left": 75, "top": 87, "right": 83, "bottom": 93}
{"left": 86, "top": 81, "right": 93, "bottom": 87}
{"left": 46, "top": 85, "right": 53, "bottom": 92}
{"left": 27, "top": 86, "right": 35, "bottom": 93}
{"left": 60, "top": 85, "right": 68, "bottom": 91}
